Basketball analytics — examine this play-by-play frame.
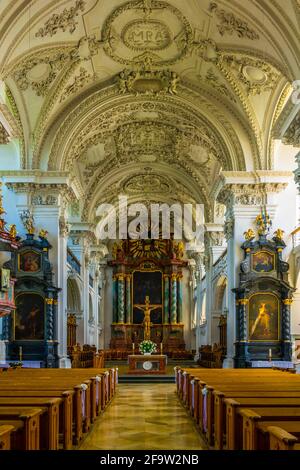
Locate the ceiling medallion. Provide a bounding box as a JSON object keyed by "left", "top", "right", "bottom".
{"left": 242, "top": 66, "right": 267, "bottom": 84}
{"left": 122, "top": 19, "right": 171, "bottom": 51}
{"left": 102, "top": 0, "right": 193, "bottom": 66}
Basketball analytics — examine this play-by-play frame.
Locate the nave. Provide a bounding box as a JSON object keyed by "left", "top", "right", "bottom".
{"left": 80, "top": 383, "right": 206, "bottom": 451}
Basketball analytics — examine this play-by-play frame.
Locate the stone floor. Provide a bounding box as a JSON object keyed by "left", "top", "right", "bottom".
{"left": 79, "top": 384, "right": 206, "bottom": 450}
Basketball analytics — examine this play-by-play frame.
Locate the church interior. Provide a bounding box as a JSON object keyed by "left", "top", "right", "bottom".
{"left": 0, "top": 0, "right": 299, "bottom": 453}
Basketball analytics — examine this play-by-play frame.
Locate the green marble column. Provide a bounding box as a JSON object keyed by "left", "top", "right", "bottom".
{"left": 125, "top": 275, "right": 131, "bottom": 324}
{"left": 177, "top": 274, "right": 183, "bottom": 323}
{"left": 163, "top": 274, "right": 170, "bottom": 324}
{"left": 112, "top": 275, "right": 118, "bottom": 323}
{"left": 117, "top": 274, "right": 125, "bottom": 323}
{"left": 170, "top": 273, "right": 177, "bottom": 324}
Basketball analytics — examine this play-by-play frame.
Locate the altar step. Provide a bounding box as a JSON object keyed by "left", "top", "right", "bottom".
{"left": 119, "top": 375, "right": 175, "bottom": 384}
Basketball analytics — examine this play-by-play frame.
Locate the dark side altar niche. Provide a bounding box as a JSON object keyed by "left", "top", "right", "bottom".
{"left": 3, "top": 230, "right": 60, "bottom": 367}
{"left": 234, "top": 218, "right": 295, "bottom": 368}
{"left": 108, "top": 238, "right": 187, "bottom": 354}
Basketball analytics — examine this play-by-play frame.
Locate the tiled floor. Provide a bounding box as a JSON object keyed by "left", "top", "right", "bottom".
{"left": 79, "top": 384, "right": 206, "bottom": 450}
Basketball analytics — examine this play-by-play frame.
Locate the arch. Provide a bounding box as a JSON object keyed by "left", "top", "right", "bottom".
{"left": 67, "top": 277, "right": 81, "bottom": 314}
{"left": 214, "top": 275, "right": 228, "bottom": 312}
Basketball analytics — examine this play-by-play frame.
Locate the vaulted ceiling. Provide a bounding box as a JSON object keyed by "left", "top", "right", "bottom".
{"left": 0, "top": 0, "right": 299, "bottom": 222}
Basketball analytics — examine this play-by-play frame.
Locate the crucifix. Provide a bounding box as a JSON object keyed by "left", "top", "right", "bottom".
{"left": 135, "top": 295, "right": 161, "bottom": 340}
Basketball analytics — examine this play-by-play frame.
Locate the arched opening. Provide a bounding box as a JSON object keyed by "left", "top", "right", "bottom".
{"left": 67, "top": 277, "right": 82, "bottom": 347}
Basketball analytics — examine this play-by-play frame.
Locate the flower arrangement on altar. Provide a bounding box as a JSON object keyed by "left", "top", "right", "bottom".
{"left": 139, "top": 340, "right": 157, "bottom": 354}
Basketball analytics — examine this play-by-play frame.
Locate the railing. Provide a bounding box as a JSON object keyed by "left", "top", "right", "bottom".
{"left": 67, "top": 248, "right": 81, "bottom": 275}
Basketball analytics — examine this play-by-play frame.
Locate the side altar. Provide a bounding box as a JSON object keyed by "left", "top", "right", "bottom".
{"left": 234, "top": 212, "right": 295, "bottom": 368}
{"left": 108, "top": 237, "right": 187, "bottom": 355}
{"left": 128, "top": 354, "right": 167, "bottom": 374}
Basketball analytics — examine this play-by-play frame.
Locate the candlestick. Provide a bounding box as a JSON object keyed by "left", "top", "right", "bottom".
{"left": 19, "top": 346, "right": 22, "bottom": 362}
{"left": 132, "top": 343, "right": 135, "bottom": 354}
{"left": 160, "top": 343, "right": 163, "bottom": 355}
{"left": 268, "top": 348, "right": 272, "bottom": 362}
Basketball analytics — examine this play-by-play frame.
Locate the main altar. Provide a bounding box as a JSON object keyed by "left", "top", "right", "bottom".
{"left": 128, "top": 354, "right": 167, "bottom": 374}
{"left": 108, "top": 237, "right": 187, "bottom": 355}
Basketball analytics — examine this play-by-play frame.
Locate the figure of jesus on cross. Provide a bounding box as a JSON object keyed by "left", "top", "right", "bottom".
{"left": 135, "top": 295, "right": 161, "bottom": 340}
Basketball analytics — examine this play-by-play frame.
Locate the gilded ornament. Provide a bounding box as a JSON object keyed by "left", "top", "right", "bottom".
{"left": 243, "top": 228, "right": 255, "bottom": 241}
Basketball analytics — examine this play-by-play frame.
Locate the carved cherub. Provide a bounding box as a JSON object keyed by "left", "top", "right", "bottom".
{"left": 168, "top": 72, "right": 179, "bottom": 95}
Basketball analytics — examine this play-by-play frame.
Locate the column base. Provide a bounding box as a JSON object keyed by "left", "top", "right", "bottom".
{"left": 58, "top": 356, "right": 72, "bottom": 368}
{"left": 223, "top": 357, "right": 235, "bottom": 368}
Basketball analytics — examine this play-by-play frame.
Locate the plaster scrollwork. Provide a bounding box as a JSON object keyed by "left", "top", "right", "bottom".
{"left": 209, "top": 2, "right": 259, "bottom": 40}
{"left": 59, "top": 217, "right": 71, "bottom": 237}
{"left": 31, "top": 194, "right": 58, "bottom": 206}
{"left": 205, "top": 68, "right": 236, "bottom": 103}
{"left": 101, "top": 0, "right": 193, "bottom": 67}
{"left": 0, "top": 123, "right": 9, "bottom": 144}
{"left": 209, "top": 231, "right": 225, "bottom": 247}
{"left": 218, "top": 183, "right": 288, "bottom": 210}
{"left": 118, "top": 69, "right": 179, "bottom": 96}
{"left": 5, "top": 86, "right": 26, "bottom": 168}
{"left": 221, "top": 54, "right": 280, "bottom": 96}
{"left": 123, "top": 173, "right": 171, "bottom": 194}
{"left": 35, "top": 0, "right": 86, "bottom": 38}
{"left": 224, "top": 217, "right": 234, "bottom": 241}
{"left": 12, "top": 48, "right": 74, "bottom": 97}
{"left": 60, "top": 67, "right": 93, "bottom": 102}
{"left": 282, "top": 111, "right": 300, "bottom": 147}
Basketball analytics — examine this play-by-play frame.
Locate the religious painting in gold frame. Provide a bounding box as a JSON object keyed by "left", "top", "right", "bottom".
{"left": 248, "top": 292, "right": 279, "bottom": 342}
{"left": 252, "top": 250, "right": 275, "bottom": 273}
{"left": 14, "top": 293, "right": 45, "bottom": 340}
{"left": 18, "top": 250, "right": 41, "bottom": 273}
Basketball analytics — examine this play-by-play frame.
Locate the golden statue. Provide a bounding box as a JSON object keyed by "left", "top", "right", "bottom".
{"left": 9, "top": 224, "right": 17, "bottom": 239}
{"left": 39, "top": 229, "right": 48, "bottom": 239}
{"left": 135, "top": 295, "right": 161, "bottom": 340}
{"left": 243, "top": 228, "right": 255, "bottom": 241}
{"left": 250, "top": 303, "right": 270, "bottom": 337}
{"left": 273, "top": 228, "right": 284, "bottom": 241}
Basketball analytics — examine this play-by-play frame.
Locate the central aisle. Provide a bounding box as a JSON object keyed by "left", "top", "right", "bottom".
{"left": 80, "top": 383, "right": 206, "bottom": 450}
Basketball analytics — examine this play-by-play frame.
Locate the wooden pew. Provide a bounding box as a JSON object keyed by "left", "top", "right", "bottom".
{"left": 0, "top": 398, "right": 61, "bottom": 450}
{"left": 0, "top": 390, "right": 73, "bottom": 450}
{"left": 225, "top": 398, "right": 300, "bottom": 450}
{"left": 0, "top": 367, "right": 117, "bottom": 446}
{"left": 267, "top": 425, "right": 300, "bottom": 450}
{"left": 0, "top": 382, "right": 84, "bottom": 445}
{"left": 0, "top": 425, "right": 15, "bottom": 450}
{"left": 0, "top": 407, "right": 42, "bottom": 450}
{"left": 214, "top": 389, "right": 300, "bottom": 450}
{"left": 240, "top": 408, "right": 300, "bottom": 450}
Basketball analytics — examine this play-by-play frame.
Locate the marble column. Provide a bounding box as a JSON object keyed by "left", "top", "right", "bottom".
{"left": 117, "top": 274, "right": 125, "bottom": 323}
{"left": 177, "top": 274, "right": 183, "bottom": 323}
{"left": 112, "top": 275, "right": 118, "bottom": 323}
{"left": 125, "top": 275, "right": 131, "bottom": 324}
{"left": 170, "top": 273, "right": 177, "bottom": 324}
{"left": 163, "top": 274, "right": 170, "bottom": 324}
